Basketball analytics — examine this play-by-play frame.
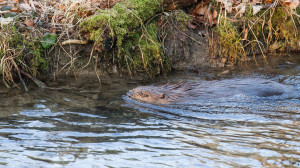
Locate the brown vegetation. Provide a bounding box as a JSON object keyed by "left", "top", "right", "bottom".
{"left": 0, "top": 0, "right": 299, "bottom": 90}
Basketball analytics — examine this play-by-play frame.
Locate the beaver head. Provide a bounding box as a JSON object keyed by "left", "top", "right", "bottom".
{"left": 127, "top": 86, "right": 170, "bottom": 104}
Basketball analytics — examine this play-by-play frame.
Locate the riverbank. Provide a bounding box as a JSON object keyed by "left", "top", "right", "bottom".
{"left": 0, "top": 0, "right": 299, "bottom": 90}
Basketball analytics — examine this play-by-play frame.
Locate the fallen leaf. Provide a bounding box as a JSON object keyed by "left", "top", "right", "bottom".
{"left": 216, "top": 0, "right": 234, "bottom": 13}
{"left": 83, "top": 33, "right": 91, "bottom": 40}
{"left": 207, "top": 11, "right": 213, "bottom": 26}
{"left": 19, "top": 3, "right": 32, "bottom": 11}
{"left": 251, "top": 0, "right": 262, "bottom": 5}
{"left": 213, "top": 19, "right": 218, "bottom": 25}
{"left": 253, "top": 5, "right": 263, "bottom": 15}
{"left": 50, "top": 27, "right": 56, "bottom": 34}
{"left": 157, "top": 16, "right": 163, "bottom": 27}
{"left": 243, "top": 27, "right": 248, "bottom": 40}
{"left": 263, "top": 0, "right": 273, "bottom": 4}
{"left": 196, "top": 15, "right": 205, "bottom": 22}
{"left": 24, "top": 19, "right": 34, "bottom": 27}
{"left": 234, "top": 0, "right": 242, "bottom": 4}
{"left": 224, "top": 0, "right": 233, "bottom": 13}
{"left": 187, "top": 21, "right": 197, "bottom": 29}
{"left": 60, "top": 18, "right": 67, "bottom": 23}
{"left": 213, "top": 9, "right": 218, "bottom": 19}
{"left": 0, "top": 17, "right": 14, "bottom": 25}
{"left": 235, "top": 2, "right": 247, "bottom": 16}
{"left": 281, "top": 0, "right": 300, "bottom": 9}
{"left": 29, "top": 0, "right": 36, "bottom": 11}
{"left": 167, "top": 3, "right": 177, "bottom": 11}
{"left": 290, "top": 0, "right": 300, "bottom": 9}
{"left": 195, "top": 5, "right": 208, "bottom": 15}
{"left": 10, "top": 7, "right": 21, "bottom": 12}
{"left": 95, "top": 45, "right": 102, "bottom": 52}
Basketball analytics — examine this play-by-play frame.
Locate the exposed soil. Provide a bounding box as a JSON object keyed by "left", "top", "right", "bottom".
{"left": 162, "top": 24, "right": 226, "bottom": 69}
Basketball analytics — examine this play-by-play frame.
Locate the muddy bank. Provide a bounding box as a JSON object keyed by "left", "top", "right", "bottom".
{"left": 48, "top": 2, "right": 300, "bottom": 82}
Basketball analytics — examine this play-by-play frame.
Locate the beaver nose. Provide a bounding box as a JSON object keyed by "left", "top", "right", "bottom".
{"left": 127, "top": 91, "right": 133, "bottom": 97}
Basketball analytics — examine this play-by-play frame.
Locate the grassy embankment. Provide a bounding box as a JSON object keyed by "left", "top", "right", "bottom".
{"left": 0, "top": 0, "right": 299, "bottom": 90}
{"left": 80, "top": 0, "right": 169, "bottom": 77}
{"left": 214, "top": 4, "right": 299, "bottom": 64}
{"left": 0, "top": 0, "right": 94, "bottom": 89}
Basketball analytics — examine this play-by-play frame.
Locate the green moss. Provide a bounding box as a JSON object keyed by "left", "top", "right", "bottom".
{"left": 215, "top": 17, "right": 244, "bottom": 63}
{"left": 80, "top": 0, "right": 165, "bottom": 76}
{"left": 122, "top": 22, "right": 170, "bottom": 76}
{"left": 213, "top": 6, "right": 299, "bottom": 63}
{"left": 174, "top": 10, "right": 192, "bottom": 31}
{"left": 81, "top": 0, "right": 163, "bottom": 49}
{"left": 210, "top": 0, "right": 218, "bottom": 6}
{"left": 247, "top": 4, "right": 253, "bottom": 18}
{"left": 27, "top": 38, "right": 47, "bottom": 76}
{"left": 250, "top": 7, "right": 299, "bottom": 51}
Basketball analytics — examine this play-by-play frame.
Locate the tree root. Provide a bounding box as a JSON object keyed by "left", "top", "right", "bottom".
{"left": 19, "top": 70, "right": 46, "bottom": 89}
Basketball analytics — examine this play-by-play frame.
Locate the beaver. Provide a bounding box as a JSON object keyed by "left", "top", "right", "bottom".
{"left": 127, "top": 78, "right": 290, "bottom": 104}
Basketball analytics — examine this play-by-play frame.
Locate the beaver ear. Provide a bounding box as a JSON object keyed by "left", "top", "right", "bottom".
{"left": 160, "top": 93, "right": 166, "bottom": 99}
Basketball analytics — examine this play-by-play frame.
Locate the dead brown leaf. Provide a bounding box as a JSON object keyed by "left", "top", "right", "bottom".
{"left": 194, "top": 5, "right": 208, "bottom": 15}
{"left": 207, "top": 11, "right": 213, "bottom": 26}
{"left": 19, "top": 3, "right": 31, "bottom": 11}
{"left": 157, "top": 16, "right": 163, "bottom": 27}
{"left": 251, "top": 0, "right": 262, "bottom": 5}
{"left": 243, "top": 27, "right": 248, "bottom": 40}
{"left": 280, "top": 0, "right": 300, "bottom": 9}
{"left": 24, "top": 19, "right": 34, "bottom": 27}
{"left": 50, "top": 27, "right": 56, "bottom": 34}
{"left": 187, "top": 21, "right": 197, "bottom": 29}
{"left": 167, "top": 3, "right": 177, "bottom": 11}
{"left": 196, "top": 16, "right": 205, "bottom": 22}
{"left": 212, "top": 9, "right": 218, "bottom": 19}
{"left": 10, "top": 7, "right": 21, "bottom": 12}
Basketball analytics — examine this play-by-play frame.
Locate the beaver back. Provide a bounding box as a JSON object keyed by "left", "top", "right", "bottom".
{"left": 127, "top": 78, "right": 290, "bottom": 104}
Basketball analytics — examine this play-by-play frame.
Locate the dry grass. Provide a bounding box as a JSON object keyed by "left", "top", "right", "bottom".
{"left": 0, "top": 0, "right": 101, "bottom": 89}
{"left": 0, "top": 0, "right": 109, "bottom": 88}
{"left": 211, "top": 0, "right": 299, "bottom": 65}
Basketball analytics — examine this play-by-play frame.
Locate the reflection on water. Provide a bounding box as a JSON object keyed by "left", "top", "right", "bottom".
{"left": 0, "top": 54, "right": 299, "bottom": 168}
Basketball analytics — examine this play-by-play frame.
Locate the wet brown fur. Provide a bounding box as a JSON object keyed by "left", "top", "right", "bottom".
{"left": 127, "top": 82, "right": 202, "bottom": 104}
{"left": 127, "top": 78, "right": 288, "bottom": 104}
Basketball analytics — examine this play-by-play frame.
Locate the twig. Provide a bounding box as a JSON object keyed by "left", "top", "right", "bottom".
{"left": 19, "top": 69, "right": 46, "bottom": 88}
{"left": 2, "top": 79, "right": 10, "bottom": 89}
{"left": 80, "top": 43, "right": 96, "bottom": 70}
{"left": 11, "top": 59, "right": 28, "bottom": 92}
{"left": 61, "top": 39, "right": 88, "bottom": 45}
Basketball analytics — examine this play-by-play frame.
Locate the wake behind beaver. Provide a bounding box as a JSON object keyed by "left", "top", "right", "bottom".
{"left": 127, "top": 78, "right": 292, "bottom": 104}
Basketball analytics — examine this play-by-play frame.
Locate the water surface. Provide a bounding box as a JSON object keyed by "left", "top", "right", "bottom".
{"left": 0, "top": 54, "right": 299, "bottom": 167}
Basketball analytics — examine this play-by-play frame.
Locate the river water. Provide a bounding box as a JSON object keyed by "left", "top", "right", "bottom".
{"left": 0, "top": 54, "right": 299, "bottom": 168}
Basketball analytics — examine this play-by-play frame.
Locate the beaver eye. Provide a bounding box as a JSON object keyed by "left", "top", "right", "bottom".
{"left": 140, "top": 92, "right": 148, "bottom": 97}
